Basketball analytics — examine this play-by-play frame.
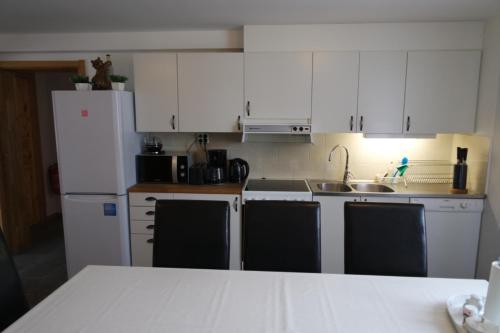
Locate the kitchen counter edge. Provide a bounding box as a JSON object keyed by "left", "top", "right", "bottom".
{"left": 128, "top": 183, "right": 243, "bottom": 195}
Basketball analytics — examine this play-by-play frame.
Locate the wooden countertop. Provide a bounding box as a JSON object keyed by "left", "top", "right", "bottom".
{"left": 128, "top": 182, "right": 244, "bottom": 195}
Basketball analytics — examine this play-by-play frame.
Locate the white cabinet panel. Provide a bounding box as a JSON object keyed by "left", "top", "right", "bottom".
{"left": 131, "top": 234, "right": 154, "bottom": 267}
{"left": 130, "top": 220, "right": 154, "bottom": 235}
{"left": 404, "top": 51, "right": 481, "bottom": 134}
{"left": 173, "top": 193, "right": 241, "bottom": 270}
{"left": 129, "top": 192, "right": 174, "bottom": 207}
{"left": 361, "top": 196, "right": 409, "bottom": 203}
{"left": 133, "top": 53, "right": 178, "bottom": 132}
{"left": 245, "top": 52, "right": 312, "bottom": 120}
{"left": 130, "top": 206, "right": 156, "bottom": 221}
{"left": 358, "top": 51, "right": 406, "bottom": 134}
{"left": 178, "top": 53, "right": 243, "bottom": 132}
{"left": 312, "top": 52, "right": 359, "bottom": 133}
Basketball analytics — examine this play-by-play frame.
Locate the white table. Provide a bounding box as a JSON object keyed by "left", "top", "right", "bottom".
{"left": 6, "top": 266, "right": 487, "bottom": 333}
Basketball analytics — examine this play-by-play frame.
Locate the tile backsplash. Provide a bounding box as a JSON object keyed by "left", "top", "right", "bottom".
{"left": 154, "top": 132, "right": 490, "bottom": 193}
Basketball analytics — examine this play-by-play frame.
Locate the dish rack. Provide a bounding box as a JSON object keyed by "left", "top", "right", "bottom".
{"left": 377, "top": 160, "right": 454, "bottom": 185}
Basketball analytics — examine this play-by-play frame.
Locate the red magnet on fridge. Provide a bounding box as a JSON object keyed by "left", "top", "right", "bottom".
{"left": 81, "top": 109, "right": 88, "bottom": 117}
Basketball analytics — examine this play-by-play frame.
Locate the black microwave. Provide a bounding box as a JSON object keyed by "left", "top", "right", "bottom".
{"left": 136, "top": 154, "right": 191, "bottom": 183}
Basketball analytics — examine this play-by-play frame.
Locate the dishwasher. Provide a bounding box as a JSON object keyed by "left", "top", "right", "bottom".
{"left": 410, "top": 198, "right": 483, "bottom": 279}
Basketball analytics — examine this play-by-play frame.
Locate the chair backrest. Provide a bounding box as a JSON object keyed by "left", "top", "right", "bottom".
{"left": 0, "top": 229, "right": 29, "bottom": 330}
{"left": 153, "top": 200, "right": 230, "bottom": 270}
{"left": 243, "top": 201, "right": 321, "bottom": 273}
{"left": 344, "top": 202, "right": 427, "bottom": 277}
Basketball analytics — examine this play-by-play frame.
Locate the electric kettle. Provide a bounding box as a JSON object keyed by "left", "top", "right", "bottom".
{"left": 228, "top": 158, "right": 249, "bottom": 183}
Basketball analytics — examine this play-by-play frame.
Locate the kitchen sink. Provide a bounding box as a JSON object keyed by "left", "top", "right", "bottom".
{"left": 350, "top": 183, "right": 394, "bottom": 193}
{"left": 316, "top": 182, "right": 352, "bottom": 192}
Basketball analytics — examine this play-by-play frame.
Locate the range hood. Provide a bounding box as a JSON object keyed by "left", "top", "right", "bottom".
{"left": 241, "top": 119, "right": 313, "bottom": 143}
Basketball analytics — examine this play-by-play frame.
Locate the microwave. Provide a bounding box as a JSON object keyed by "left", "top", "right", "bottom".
{"left": 136, "top": 153, "right": 191, "bottom": 183}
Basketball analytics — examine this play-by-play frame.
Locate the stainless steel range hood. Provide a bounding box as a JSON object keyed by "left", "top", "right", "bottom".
{"left": 241, "top": 119, "right": 313, "bottom": 143}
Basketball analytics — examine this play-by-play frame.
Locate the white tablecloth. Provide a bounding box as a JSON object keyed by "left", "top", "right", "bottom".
{"left": 6, "top": 266, "right": 487, "bottom": 333}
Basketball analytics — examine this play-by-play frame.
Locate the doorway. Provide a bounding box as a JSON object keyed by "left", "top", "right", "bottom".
{"left": 0, "top": 60, "right": 85, "bottom": 305}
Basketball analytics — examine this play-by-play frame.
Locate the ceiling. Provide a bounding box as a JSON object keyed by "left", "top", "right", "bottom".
{"left": 1, "top": 0, "right": 500, "bottom": 33}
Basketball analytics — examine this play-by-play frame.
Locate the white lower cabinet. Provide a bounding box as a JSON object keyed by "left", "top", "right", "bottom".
{"left": 315, "top": 195, "right": 410, "bottom": 274}
{"left": 129, "top": 193, "right": 241, "bottom": 270}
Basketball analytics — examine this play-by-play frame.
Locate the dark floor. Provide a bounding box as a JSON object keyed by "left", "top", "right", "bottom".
{"left": 13, "top": 217, "right": 68, "bottom": 307}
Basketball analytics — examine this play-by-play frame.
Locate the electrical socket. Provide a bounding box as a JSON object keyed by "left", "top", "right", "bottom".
{"left": 196, "top": 133, "right": 209, "bottom": 145}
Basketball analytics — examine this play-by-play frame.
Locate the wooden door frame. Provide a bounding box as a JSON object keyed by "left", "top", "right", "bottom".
{"left": 0, "top": 60, "right": 86, "bottom": 252}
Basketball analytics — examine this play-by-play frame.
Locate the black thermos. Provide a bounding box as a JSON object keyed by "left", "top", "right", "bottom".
{"left": 453, "top": 147, "right": 468, "bottom": 190}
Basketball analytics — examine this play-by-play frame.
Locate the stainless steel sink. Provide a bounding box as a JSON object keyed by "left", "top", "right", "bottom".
{"left": 350, "top": 183, "right": 394, "bottom": 193}
{"left": 316, "top": 182, "right": 352, "bottom": 192}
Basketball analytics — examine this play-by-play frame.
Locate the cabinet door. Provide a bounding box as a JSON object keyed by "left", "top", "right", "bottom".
{"left": 172, "top": 193, "right": 241, "bottom": 270}
{"left": 133, "top": 53, "right": 178, "bottom": 132}
{"left": 312, "top": 52, "right": 359, "bottom": 133}
{"left": 131, "top": 234, "right": 154, "bottom": 267}
{"left": 361, "top": 196, "right": 409, "bottom": 203}
{"left": 404, "top": 51, "right": 481, "bottom": 134}
{"left": 358, "top": 51, "right": 406, "bottom": 134}
{"left": 244, "top": 52, "right": 312, "bottom": 119}
{"left": 315, "top": 195, "right": 360, "bottom": 274}
{"left": 178, "top": 53, "right": 244, "bottom": 132}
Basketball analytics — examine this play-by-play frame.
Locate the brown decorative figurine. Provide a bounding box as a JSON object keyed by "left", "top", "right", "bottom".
{"left": 91, "top": 57, "right": 112, "bottom": 90}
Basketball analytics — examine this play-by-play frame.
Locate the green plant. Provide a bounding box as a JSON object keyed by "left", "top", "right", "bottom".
{"left": 70, "top": 75, "right": 89, "bottom": 84}
{"left": 109, "top": 75, "right": 128, "bottom": 83}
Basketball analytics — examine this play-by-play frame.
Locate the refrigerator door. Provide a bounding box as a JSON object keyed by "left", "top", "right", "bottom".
{"left": 62, "top": 194, "right": 131, "bottom": 277}
{"left": 53, "top": 91, "right": 130, "bottom": 194}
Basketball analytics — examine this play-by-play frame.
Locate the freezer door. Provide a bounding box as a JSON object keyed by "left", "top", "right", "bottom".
{"left": 62, "top": 195, "right": 131, "bottom": 277}
{"left": 53, "top": 91, "right": 128, "bottom": 194}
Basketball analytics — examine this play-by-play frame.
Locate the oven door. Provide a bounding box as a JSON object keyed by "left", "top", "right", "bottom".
{"left": 136, "top": 155, "right": 173, "bottom": 183}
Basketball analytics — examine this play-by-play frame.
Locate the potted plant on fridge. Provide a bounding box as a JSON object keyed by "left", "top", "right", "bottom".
{"left": 110, "top": 75, "right": 128, "bottom": 91}
{"left": 70, "top": 75, "right": 91, "bottom": 91}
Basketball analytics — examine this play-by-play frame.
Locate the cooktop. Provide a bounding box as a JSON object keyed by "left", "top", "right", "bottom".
{"left": 244, "top": 179, "right": 310, "bottom": 192}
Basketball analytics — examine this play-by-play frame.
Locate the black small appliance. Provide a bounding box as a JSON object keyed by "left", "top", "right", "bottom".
{"left": 207, "top": 149, "right": 227, "bottom": 182}
{"left": 189, "top": 163, "right": 207, "bottom": 185}
{"left": 453, "top": 147, "right": 468, "bottom": 190}
{"left": 228, "top": 158, "right": 250, "bottom": 183}
{"left": 136, "top": 153, "right": 190, "bottom": 183}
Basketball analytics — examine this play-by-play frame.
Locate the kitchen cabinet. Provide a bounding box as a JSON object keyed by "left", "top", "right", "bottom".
{"left": 411, "top": 197, "right": 483, "bottom": 278}
{"left": 358, "top": 51, "right": 407, "bottom": 134}
{"left": 312, "top": 52, "right": 359, "bottom": 133}
{"left": 129, "top": 192, "right": 241, "bottom": 270}
{"left": 133, "top": 53, "right": 178, "bottom": 132}
{"left": 315, "top": 195, "right": 410, "bottom": 274}
{"left": 178, "top": 53, "right": 244, "bottom": 132}
{"left": 244, "top": 52, "right": 312, "bottom": 120}
{"left": 404, "top": 51, "right": 481, "bottom": 134}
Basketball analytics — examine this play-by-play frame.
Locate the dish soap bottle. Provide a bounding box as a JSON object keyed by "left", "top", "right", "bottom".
{"left": 453, "top": 147, "right": 468, "bottom": 190}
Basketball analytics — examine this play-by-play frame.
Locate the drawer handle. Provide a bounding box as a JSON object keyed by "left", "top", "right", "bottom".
{"left": 147, "top": 238, "right": 154, "bottom": 244}
{"left": 145, "top": 197, "right": 157, "bottom": 202}
{"left": 145, "top": 211, "right": 155, "bottom": 216}
{"left": 146, "top": 225, "right": 154, "bottom": 230}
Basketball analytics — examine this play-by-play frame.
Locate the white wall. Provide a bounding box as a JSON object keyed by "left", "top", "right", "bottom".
{"left": 34, "top": 72, "right": 74, "bottom": 216}
{"left": 475, "top": 15, "right": 500, "bottom": 279}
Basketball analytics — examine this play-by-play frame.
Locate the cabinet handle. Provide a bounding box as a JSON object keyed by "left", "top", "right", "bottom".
{"left": 406, "top": 116, "right": 411, "bottom": 132}
{"left": 171, "top": 115, "right": 176, "bottom": 130}
{"left": 147, "top": 238, "right": 154, "bottom": 244}
{"left": 145, "top": 196, "right": 157, "bottom": 202}
{"left": 146, "top": 225, "right": 154, "bottom": 230}
{"left": 359, "top": 116, "right": 364, "bottom": 131}
{"left": 349, "top": 116, "right": 354, "bottom": 132}
{"left": 145, "top": 211, "right": 155, "bottom": 216}
{"left": 237, "top": 115, "right": 241, "bottom": 131}
{"left": 233, "top": 197, "right": 238, "bottom": 212}
{"left": 246, "top": 101, "right": 250, "bottom": 116}
{"left": 364, "top": 198, "right": 367, "bottom": 202}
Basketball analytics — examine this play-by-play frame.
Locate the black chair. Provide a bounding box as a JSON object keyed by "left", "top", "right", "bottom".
{"left": 344, "top": 202, "right": 427, "bottom": 277}
{"left": 153, "top": 200, "right": 230, "bottom": 270}
{"left": 0, "top": 229, "right": 29, "bottom": 330}
{"left": 243, "top": 201, "right": 321, "bottom": 273}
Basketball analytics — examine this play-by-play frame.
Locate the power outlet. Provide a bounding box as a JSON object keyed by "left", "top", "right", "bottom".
{"left": 196, "top": 133, "right": 209, "bottom": 145}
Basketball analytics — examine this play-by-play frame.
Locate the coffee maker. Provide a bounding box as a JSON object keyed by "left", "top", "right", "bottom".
{"left": 206, "top": 149, "right": 227, "bottom": 184}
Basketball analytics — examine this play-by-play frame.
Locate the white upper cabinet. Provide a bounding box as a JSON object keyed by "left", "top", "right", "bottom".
{"left": 358, "top": 51, "right": 407, "bottom": 134}
{"left": 133, "top": 53, "right": 178, "bottom": 132}
{"left": 244, "top": 52, "right": 312, "bottom": 120}
{"left": 404, "top": 51, "right": 481, "bottom": 134}
{"left": 312, "top": 52, "right": 359, "bottom": 133}
{"left": 178, "top": 53, "right": 244, "bottom": 132}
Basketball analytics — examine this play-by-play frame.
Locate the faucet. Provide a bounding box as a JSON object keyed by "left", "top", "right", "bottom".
{"left": 328, "top": 145, "right": 350, "bottom": 184}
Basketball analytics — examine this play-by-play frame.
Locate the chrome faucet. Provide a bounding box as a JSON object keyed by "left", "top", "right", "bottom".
{"left": 328, "top": 145, "right": 350, "bottom": 184}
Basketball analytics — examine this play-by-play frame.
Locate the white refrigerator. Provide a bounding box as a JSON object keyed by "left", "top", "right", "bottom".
{"left": 52, "top": 91, "right": 140, "bottom": 277}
